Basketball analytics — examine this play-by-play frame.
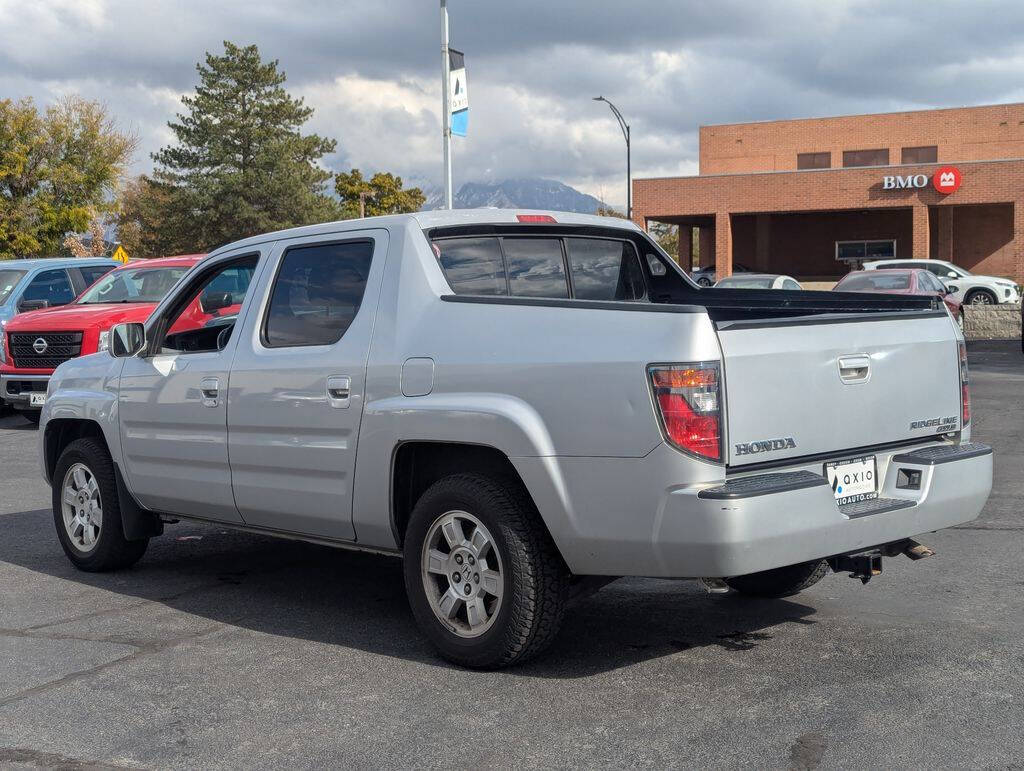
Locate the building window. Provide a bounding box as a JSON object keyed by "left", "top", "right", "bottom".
{"left": 842, "top": 149, "right": 889, "bottom": 167}
{"left": 797, "top": 152, "right": 830, "bottom": 170}
{"left": 901, "top": 145, "right": 938, "bottom": 164}
{"left": 835, "top": 239, "right": 897, "bottom": 264}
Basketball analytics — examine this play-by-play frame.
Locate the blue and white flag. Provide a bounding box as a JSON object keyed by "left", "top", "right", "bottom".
{"left": 449, "top": 49, "right": 468, "bottom": 137}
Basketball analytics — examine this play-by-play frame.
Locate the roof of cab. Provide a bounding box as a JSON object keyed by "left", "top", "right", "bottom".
{"left": 0, "top": 256, "right": 119, "bottom": 270}
{"left": 205, "top": 209, "right": 641, "bottom": 259}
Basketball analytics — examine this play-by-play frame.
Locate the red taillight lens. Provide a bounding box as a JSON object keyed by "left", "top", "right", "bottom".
{"left": 958, "top": 340, "right": 970, "bottom": 428}
{"left": 515, "top": 214, "right": 556, "bottom": 223}
{"left": 649, "top": 363, "right": 722, "bottom": 461}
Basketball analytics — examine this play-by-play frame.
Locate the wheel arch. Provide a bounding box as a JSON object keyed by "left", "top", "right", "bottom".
{"left": 390, "top": 441, "right": 544, "bottom": 549}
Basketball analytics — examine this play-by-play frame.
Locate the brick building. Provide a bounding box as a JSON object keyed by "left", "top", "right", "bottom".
{"left": 632, "top": 103, "right": 1024, "bottom": 283}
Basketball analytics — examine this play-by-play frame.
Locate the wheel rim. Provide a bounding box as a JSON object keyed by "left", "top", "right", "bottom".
{"left": 969, "top": 292, "right": 993, "bottom": 305}
{"left": 421, "top": 510, "right": 504, "bottom": 638}
{"left": 61, "top": 463, "right": 102, "bottom": 553}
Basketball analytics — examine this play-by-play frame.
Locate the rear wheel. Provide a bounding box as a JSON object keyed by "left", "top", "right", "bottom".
{"left": 696, "top": 276, "right": 713, "bottom": 287}
{"left": 965, "top": 288, "right": 996, "bottom": 305}
{"left": 52, "top": 438, "right": 148, "bottom": 571}
{"left": 403, "top": 473, "right": 568, "bottom": 669}
{"left": 725, "top": 559, "right": 829, "bottom": 598}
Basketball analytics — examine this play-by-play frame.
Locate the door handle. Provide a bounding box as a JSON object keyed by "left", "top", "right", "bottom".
{"left": 326, "top": 375, "right": 351, "bottom": 408}
{"left": 199, "top": 376, "right": 220, "bottom": 407}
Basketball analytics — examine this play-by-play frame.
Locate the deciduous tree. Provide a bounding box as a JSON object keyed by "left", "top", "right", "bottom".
{"left": 335, "top": 169, "right": 426, "bottom": 219}
{"left": 0, "top": 96, "right": 136, "bottom": 259}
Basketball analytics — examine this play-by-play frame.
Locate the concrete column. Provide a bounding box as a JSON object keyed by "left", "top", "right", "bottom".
{"left": 912, "top": 205, "right": 930, "bottom": 259}
{"left": 677, "top": 226, "right": 693, "bottom": 268}
{"left": 755, "top": 214, "right": 771, "bottom": 272}
{"left": 1014, "top": 203, "right": 1024, "bottom": 284}
{"left": 698, "top": 226, "right": 716, "bottom": 269}
{"left": 715, "top": 212, "right": 733, "bottom": 281}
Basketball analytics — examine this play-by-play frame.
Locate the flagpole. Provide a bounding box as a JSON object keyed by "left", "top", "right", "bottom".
{"left": 441, "top": 0, "right": 453, "bottom": 209}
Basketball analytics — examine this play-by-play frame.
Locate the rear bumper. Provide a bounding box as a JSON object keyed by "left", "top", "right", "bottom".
{"left": 1, "top": 373, "right": 50, "bottom": 409}
{"left": 514, "top": 441, "right": 992, "bottom": 578}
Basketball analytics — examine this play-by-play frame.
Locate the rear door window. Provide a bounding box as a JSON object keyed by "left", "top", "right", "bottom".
{"left": 263, "top": 240, "right": 374, "bottom": 347}
{"left": 501, "top": 238, "right": 567, "bottom": 298}
{"left": 79, "top": 264, "right": 115, "bottom": 288}
{"left": 566, "top": 238, "right": 646, "bottom": 301}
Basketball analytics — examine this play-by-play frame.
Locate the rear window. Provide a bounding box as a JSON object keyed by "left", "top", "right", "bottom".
{"left": 432, "top": 233, "right": 647, "bottom": 301}
{"left": 836, "top": 273, "right": 911, "bottom": 291}
{"left": 566, "top": 238, "right": 646, "bottom": 301}
{"left": 716, "top": 277, "right": 774, "bottom": 289}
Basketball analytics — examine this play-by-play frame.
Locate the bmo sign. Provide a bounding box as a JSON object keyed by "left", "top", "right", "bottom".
{"left": 883, "top": 165, "right": 962, "bottom": 194}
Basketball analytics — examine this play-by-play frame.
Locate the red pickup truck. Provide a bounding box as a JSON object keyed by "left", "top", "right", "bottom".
{"left": 0, "top": 254, "right": 239, "bottom": 422}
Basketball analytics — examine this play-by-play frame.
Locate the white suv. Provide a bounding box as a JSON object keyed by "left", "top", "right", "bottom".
{"left": 863, "top": 259, "right": 1019, "bottom": 305}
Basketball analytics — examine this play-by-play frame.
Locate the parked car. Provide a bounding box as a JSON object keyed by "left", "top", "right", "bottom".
{"left": 0, "top": 258, "right": 118, "bottom": 326}
{"left": 715, "top": 273, "right": 802, "bottom": 290}
{"left": 691, "top": 261, "right": 750, "bottom": 286}
{"left": 834, "top": 268, "right": 963, "bottom": 324}
{"left": 0, "top": 255, "right": 214, "bottom": 421}
{"left": 39, "top": 210, "right": 991, "bottom": 668}
{"left": 864, "top": 259, "right": 1019, "bottom": 306}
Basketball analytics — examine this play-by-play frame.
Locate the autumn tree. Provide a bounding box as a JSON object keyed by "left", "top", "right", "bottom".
{"left": 151, "top": 42, "right": 339, "bottom": 251}
{"left": 0, "top": 96, "right": 136, "bottom": 259}
{"left": 114, "top": 175, "right": 184, "bottom": 257}
{"left": 335, "top": 169, "right": 425, "bottom": 219}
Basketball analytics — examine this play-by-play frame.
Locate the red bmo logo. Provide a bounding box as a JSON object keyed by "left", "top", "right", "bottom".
{"left": 933, "top": 166, "right": 962, "bottom": 194}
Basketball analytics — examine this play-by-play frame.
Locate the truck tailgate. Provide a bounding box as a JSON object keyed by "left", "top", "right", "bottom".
{"left": 717, "top": 311, "right": 962, "bottom": 467}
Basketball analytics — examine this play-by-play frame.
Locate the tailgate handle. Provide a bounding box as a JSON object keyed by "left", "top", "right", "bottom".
{"left": 838, "top": 355, "right": 870, "bottom": 384}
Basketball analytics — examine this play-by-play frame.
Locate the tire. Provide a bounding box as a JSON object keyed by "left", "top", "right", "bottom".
{"left": 52, "top": 437, "right": 148, "bottom": 572}
{"left": 22, "top": 410, "right": 40, "bottom": 425}
{"left": 965, "top": 288, "right": 997, "bottom": 305}
{"left": 697, "top": 276, "right": 713, "bottom": 287}
{"left": 725, "top": 559, "right": 829, "bottom": 598}
{"left": 403, "top": 472, "right": 569, "bottom": 669}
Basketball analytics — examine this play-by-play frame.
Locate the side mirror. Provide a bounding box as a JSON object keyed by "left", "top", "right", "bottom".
{"left": 18, "top": 299, "right": 49, "bottom": 313}
{"left": 947, "top": 284, "right": 959, "bottom": 293}
{"left": 199, "top": 290, "right": 233, "bottom": 314}
{"left": 110, "top": 322, "right": 146, "bottom": 358}
{"left": 946, "top": 271, "right": 958, "bottom": 279}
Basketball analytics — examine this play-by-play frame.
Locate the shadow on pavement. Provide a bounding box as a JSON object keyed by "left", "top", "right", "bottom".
{"left": 0, "top": 412, "right": 39, "bottom": 431}
{"left": 1, "top": 508, "right": 816, "bottom": 678}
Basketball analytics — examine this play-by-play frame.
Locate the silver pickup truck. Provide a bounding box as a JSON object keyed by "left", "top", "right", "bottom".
{"left": 40, "top": 210, "right": 992, "bottom": 668}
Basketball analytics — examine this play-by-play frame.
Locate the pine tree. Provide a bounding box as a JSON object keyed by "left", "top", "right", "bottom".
{"left": 152, "top": 42, "right": 339, "bottom": 251}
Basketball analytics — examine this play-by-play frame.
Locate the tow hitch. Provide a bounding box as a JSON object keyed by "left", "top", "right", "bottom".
{"left": 828, "top": 539, "right": 935, "bottom": 584}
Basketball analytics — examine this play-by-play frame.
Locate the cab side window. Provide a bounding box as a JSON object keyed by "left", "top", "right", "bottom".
{"left": 79, "top": 264, "right": 115, "bottom": 288}
{"left": 159, "top": 257, "right": 258, "bottom": 354}
{"left": 263, "top": 240, "right": 374, "bottom": 348}
{"left": 22, "top": 269, "right": 75, "bottom": 307}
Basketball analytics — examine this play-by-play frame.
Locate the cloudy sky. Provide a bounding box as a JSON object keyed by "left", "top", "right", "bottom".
{"left": 2, "top": 0, "right": 1023, "bottom": 208}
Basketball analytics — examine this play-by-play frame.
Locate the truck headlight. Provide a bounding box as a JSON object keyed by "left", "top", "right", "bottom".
{"left": 98, "top": 329, "right": 111, "bottom": 352}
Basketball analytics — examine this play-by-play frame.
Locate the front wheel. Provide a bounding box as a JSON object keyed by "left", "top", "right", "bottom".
{"left": 52, "top": 438, "right": 148, "bottom": 571}
{"left": 725, "top": 559, "right": 829, "bottom": 598}
{"left": 965, "top": 289, "right": 996, "bottom": 305}
{"left": 403, "top": 473, "right": 569, "bottom": 669}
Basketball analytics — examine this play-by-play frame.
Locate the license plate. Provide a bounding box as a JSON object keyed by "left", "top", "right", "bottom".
{"left": 824, "top": 455, "right": 878, "bottom": 505}
{"left": 28, "top": 393, "right": 45, "bottom": 407}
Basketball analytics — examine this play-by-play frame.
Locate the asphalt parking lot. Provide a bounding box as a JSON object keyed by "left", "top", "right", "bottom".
{"left": 0, "top": 341, "right": 1021, "bottom": 770}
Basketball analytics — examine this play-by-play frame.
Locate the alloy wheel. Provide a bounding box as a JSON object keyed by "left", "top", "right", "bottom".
{"left": 61, "top": 463, "right": 102, "bottom": 553}
{"left": 421, "top": 510, "right": 504, "bottom": 638}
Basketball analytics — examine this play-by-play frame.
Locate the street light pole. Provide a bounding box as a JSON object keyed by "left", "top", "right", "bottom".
{"left": 441, "top": 0, "right": 453, "bottom": 209}
{"left": 593, "top": 96, "right": 631, "bottom": 219}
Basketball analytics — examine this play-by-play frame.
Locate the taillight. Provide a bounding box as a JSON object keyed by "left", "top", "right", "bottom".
{"left": 648, "top": 363, "right": 722, "bottom": 461}
{"left": 958, "top": 340, "right": 970, "bottom": 428}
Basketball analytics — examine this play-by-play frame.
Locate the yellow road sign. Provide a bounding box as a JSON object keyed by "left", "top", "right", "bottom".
{"left": 111, "top": 246, "right": 130, "bottom": 264}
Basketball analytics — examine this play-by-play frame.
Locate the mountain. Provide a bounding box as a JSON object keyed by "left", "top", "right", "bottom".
{"left": 420, "top": 178, "right": 611, "bottom": 214}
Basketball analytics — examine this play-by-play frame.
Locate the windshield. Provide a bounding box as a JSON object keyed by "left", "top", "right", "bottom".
{"left": 0, "top": 269, "right": 27, "bottom": 305}
{"left": 717, "top": 277, "right": 773, "bottom": 289}
{"left": 836, "top": 273, "right": 910, "bottom": 291}
{"left": 78, "top": 265, "right": 189, "bottom": 304}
